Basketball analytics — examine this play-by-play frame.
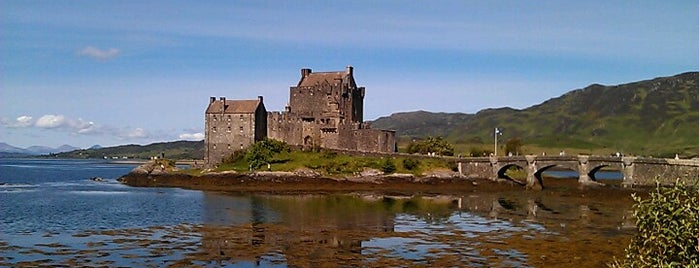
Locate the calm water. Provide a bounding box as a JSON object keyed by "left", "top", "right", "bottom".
{"left": 0, "top": 158, "right": 637, "bottom": 267}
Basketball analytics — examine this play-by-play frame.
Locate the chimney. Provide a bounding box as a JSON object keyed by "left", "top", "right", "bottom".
{"left": 301, "top": 68, "right": 312, "bottom": 78}
{"left": 220, "top": 97, "right": 226, "bottom": 112}
{"left": 257, "top": 95, "right": 263, "bottom": 103}
{"left": 346, "top": 65, "right": 353, "bottom": 75}
{"left": 209, "top": 96, "right": 216, "bottom": 103}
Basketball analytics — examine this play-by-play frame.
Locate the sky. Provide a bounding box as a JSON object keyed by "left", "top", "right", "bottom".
{"left": 1, "top": 1, "right": 698, "bottom": 148}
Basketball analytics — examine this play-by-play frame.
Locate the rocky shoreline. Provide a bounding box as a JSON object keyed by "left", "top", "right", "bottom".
{"left": 117, "top": 161, "right": 508, "bottom": 194}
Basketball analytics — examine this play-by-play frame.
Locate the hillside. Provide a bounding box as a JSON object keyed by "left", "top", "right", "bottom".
{"left": 0, "top": 143, "right": 80, "bottom": 157}
{"left": 53, "top": 140, "right": 204, "bottom": 160}
{"left": 371, "top": 72, "right": 699, "bottom": 157}
{"left": 369, "top": 111, "right": 473, "bottom": 138}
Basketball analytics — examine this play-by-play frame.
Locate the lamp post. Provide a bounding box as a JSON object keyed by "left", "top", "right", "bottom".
{"left": 494, "top": 127, "right": 502, "bottom": 156}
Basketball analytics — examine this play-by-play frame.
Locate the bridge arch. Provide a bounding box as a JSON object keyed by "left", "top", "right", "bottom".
{"left": 587, "top": 164, "right": 624, "bottom": 182}
{"left": 533, "top": 164, "right": 559, "bottom": 188}
{"left": 588, "top": 165, "right": 608, "bottom": 181}
{"left": 496, "top": 164, "right": 526, "bottom": 186}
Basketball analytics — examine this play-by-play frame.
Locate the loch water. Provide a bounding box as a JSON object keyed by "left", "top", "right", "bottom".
{"left": 0, "top": 158, "right": 638, "bottom": 267}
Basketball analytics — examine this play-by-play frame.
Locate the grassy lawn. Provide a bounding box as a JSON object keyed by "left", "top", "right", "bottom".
{"left": 213, "top": 149, "right": 454, "bottom": 176}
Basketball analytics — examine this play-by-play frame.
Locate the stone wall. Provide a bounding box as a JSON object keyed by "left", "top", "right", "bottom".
{"left": 459, "top": 158, "right": 493, "bottom": 179}
{"left": 629, "top": 158, "right": 699, "bottom": 186}
{"left": 354, "top": 128, "right": 396, "bottom": 153}
{"left": 205, "top": 112, "right": 257, "bottom": 166}
{"left": 204, "top": 98, "right": 267, "bottom": 168}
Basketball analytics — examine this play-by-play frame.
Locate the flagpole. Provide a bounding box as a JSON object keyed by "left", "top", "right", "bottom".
{"left": 494, "top": 128, "right": 498, "bottom": 156}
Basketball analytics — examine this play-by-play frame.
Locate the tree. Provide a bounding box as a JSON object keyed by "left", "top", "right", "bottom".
{"left": 406, "top": 136, "right": 454, "bottom": 156}
{"left": 245, "top": 138, "right": 290, "bottom": 169}
{"left": 504, "top": 137, "right": 523, "bottom": 156}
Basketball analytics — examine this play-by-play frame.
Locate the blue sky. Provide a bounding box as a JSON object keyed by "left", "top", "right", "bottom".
{"left": 2, "top": 1, "right": 697, "bottom": 148}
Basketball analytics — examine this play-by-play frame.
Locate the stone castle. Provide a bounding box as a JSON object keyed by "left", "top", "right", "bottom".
{"left": 204, "top": 66, "right": 396, "bottom": 167}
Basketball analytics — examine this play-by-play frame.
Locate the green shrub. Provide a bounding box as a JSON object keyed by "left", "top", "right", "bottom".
{"left": 611, "top": 179, "right": 699, "bottom": 267}
{"left": 402, "top": 158, "right": 420, "bottom": 170}
{"left": 381, "top": 158, "right": 396, "bottom": 174}
{"left": 406, "top": 136, "right": 454, "bottom": 156}
{"left": 245, "top": 138, "right": 290, "bottom": 170}
{"left": 469, "top": 147, "right": 493, "bottom": 157}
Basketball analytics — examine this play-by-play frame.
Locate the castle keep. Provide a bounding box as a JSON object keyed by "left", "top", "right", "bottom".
{"left": 205, "top": 66, "right": 396, "bottom": 167}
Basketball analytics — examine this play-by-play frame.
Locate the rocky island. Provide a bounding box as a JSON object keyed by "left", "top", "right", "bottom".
{"left": 117, "top": 159, "right": 496, "bottom": 194}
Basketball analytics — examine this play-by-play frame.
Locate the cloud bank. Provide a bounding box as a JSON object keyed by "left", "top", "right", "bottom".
{"left": 2, "top": 114, "right": 148, "bottom": 141}
{"left": 78, "top": 46, "right": 121, "bottom": 60}
{"left": 179, "top": 132, "right": 204, "bottom": 141}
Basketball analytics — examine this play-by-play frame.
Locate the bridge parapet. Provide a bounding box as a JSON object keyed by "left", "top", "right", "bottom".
{"left": 456, "top": 155, "right": 699, "bottom": 188}
{"left": 625, "top": 157, "right": 699, "bottom": 186}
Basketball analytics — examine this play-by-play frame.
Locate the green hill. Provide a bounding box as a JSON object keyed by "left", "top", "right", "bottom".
{"left": 54, "top": 140, "right": 204, "bottom": 160}
{"left": 371, "top": 72, "right": 699, "bottom": 157}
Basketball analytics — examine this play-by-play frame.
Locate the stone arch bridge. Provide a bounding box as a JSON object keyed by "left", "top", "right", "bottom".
{"left": 456, "top": 155, "right": 699, "bottom": 189}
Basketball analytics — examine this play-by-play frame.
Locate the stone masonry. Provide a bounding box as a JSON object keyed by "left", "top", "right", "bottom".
{"left": 205, "top": 66, "right": 396, "bottom": 167}
{"left": 204, "top": 96, "right": 267, "bottom": 167}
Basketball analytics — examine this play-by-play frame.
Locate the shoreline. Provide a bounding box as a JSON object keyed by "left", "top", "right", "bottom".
{"left": 117, "top": 171, "right": 499, "bottom": 194}
{"left": 117, "top": 170, "right": 643, "bottom": 195}
{"left": 117, "top": 161, "right": 651, "bottom": 194}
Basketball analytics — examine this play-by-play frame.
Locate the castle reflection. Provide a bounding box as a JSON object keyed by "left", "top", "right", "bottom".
{"left": 191, "top": 190, "right": 635, "bottom": 267}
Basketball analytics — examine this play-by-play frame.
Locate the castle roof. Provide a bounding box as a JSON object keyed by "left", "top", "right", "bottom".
{"left": 206, "top": 99, "right": 261, "bottom": 114}
{"left": 298, "top": 71, "right": 348, "bottom": 87}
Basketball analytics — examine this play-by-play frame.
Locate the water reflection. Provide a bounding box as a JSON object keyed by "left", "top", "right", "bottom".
{"left": 189, "top": 189, "right": 636, "bottom": 267}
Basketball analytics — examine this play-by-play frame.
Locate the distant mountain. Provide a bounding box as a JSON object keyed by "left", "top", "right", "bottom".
{"left": 0, "top": 143, "right": 81, "bottom": 157}
{"left": 0, "top": 143, "right": 27, "bottom": 154}
{"left": 371, "top": 72, "right": 699, "bottom": 157}
{"left": 53, "top": 140, "right": 204, "bottom": 160}
{"left": 56, "top": 144, "right": 80, "bottom": 153}
{"left": 370, "top": 110, "right": 473, "bottom": 138}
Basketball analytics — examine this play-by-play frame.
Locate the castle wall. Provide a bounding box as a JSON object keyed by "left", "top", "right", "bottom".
{"left": 207, "top": 67, "right": 395, "bottom": 167}
{"left": 354, "top": 129, "right": 396, "bottom": 153}
{"left": 205, "top": 112, "right": 258, "bottom": 167}
{"left": 289, "top": 84, "right": 342, "bottom": 119}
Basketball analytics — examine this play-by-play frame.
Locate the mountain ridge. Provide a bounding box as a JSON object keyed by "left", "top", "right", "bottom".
{"left": 0, "top": 143, "right": 80, "bottom": 156}
{"left": 371, "top": 71, "right": 699, "bottom": 157}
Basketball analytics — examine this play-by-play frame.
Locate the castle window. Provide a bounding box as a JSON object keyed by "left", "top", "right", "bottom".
{"left": 321, "top": 128, "right": 337, "bottom": 133}
{"left": 239, "top": 126, "right": 244, "bottom": 132}
{"left": 227, "top": 144, "right": 231, "bottom": 149}
{"left": 240, "top": 144, "right": 244, "bottom": 149}
{"left": 227, "top": 115, "right": 231, "bottom": 121}
{"left": 213, "top": 115, "right": 217, "bottom": 121}
{"left": 240, "top": 114, "right": 244, "bottom": 120}
{"left": 212, "top": 127, "right": 217, "bottom": 132}
{"left": 213, "top": 144, "right": 216, "bottom": 149}
{"left": 227, "top": 127, "right": 231, "bottom": 132}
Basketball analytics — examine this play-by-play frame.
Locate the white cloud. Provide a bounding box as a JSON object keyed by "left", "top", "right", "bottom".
{"left": 1, "top": 115, "right": 35, "bottom": 128}
{"left": 75, "top": 119, "right": 97, "bottom": 134}
{"left": 179, "top": 132, "right": 204, "bottom": 141}
{"left": 3, "top": 114, "right": 102, "bottom": 134}
{"left": 35, "top": 114, "right": 67, "bottom": 128}
{"left": 78, "top": 46, "right": 121, "bottom": 60}
{"left": 16, "top": 116, "right": 34, "bottom": 127}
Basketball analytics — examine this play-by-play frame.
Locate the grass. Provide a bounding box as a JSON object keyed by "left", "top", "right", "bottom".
{"left": 212, "top": 149, "right": 453, "bottom": 176}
